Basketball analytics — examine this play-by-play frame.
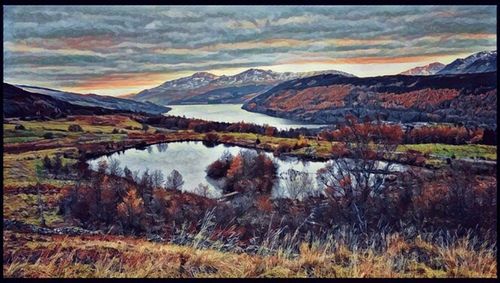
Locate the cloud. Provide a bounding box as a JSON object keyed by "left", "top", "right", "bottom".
{"left": 3, "top": 5, "right": 496, "bottom": 95}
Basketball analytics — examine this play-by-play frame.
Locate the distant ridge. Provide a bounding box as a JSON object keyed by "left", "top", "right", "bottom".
{"left": 437, "top": 50, "right": 497, "bottom": 75}
{"left": 242, "top": 71, "right": 497, "bottom": 128}
{"left": 129, "top": 68, "right": 356, "bottom": 105}
{"left": 3, "top": 83, "right": 130, "bottom": 118}
{"left": 399, "top": 62, "right": 445, "bottom": 76}
{"left": 16, "top": 85, "right": 170, "bottom": 115}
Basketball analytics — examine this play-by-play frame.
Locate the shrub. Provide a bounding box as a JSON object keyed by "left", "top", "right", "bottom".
{"left": 166, "top": 169, "right": 184, "bottom": 190}
{"left": 42, "top": 155, "right": 52, "bottom": 171}
{"left": 207, "top": 159, "right": 230, "bottom": 179}
{"left": 274, "top": 142, "right": 293, "bottom": 156}
{"left": 214, "top": 150, "right": 277, "bottom": 194}
{"left": 43, "top": 132, "right": 55, "bottom": 139}
{"left": 14, "top": 124, "right": 26, "bottom": 130}
{"left": 68, "top": 124, "right": 83, "bottom": 132}
{"left": 265, "top": 126, "right": 277, "bottom": 136}
{"left": 293, "top": 135, "right": 309, "bottom": 149}
{"left": 203, "top": 132, "right": 219, "bottom": 146}
{"left": 255, "top": 195, "right": 273, "bottom": 212}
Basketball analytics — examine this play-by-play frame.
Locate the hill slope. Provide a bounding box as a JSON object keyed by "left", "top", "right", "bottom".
{"left": 3, "top": 83, "right": 132, "bottom": 118}
{"left": 243, "top": 72, "right": 497, "bottom": 127}
{"left": 16, "top": 85, "right": 170, "bottom": 115}
{"left": 130, "top": 68, "right": 355, "bottom": 105}
{"left": 399, "top": 62, "right": 445, "bottom": 75}
{"left": 437, "top": 50, "right": 496, "bottom": 75}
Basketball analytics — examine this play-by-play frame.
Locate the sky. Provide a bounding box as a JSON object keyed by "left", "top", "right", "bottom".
{"left": 3, "top": 5, "right": 497, "bottom": 96}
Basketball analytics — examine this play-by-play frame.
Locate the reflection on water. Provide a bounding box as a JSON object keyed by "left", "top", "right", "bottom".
{"left": 88, "top": 141, "right": 326, "bottom": 198}
{"left": 88, "top": 141, "right": 406, "bottom": 199}
{"left": 166, "top": 104, "right": 327, "bottom": 130}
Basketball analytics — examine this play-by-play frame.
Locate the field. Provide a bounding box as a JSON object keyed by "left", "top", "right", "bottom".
{"left": 3, "top": 114, "right": 497, "bottom": 278}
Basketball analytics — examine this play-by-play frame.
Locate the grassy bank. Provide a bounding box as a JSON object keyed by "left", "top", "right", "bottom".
{"left": 3, "top": 230, "right": 495, "bottom": 278}
{"left": 3, "top": 115, "right": 496, "bottom": 188}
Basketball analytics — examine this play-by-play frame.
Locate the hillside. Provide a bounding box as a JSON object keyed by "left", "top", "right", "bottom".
{"left": 3, "top": 83, "right": 131, "bottom": 118}
{"left": 242, "top": 72, "right": 497, "bottom": 127}
{"left": 16, "top": 85, "right": 170, "bottom": 115}
{"left": 130, "top": 69, "right": 355, "bottom": 105}
{"left": 399, "top": 62, "right": 445, "bottom": 75}
{"left": 437, "top": 50, "right": 496, "bottom": 75}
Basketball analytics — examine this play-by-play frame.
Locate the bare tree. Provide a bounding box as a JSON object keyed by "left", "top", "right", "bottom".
{"left": 151, "top": 170, "right": 165, "bottom": 189}
{"left": 316, "top": 115, "right": 404, "bottom": 231}
{"left": 123, "top": 166, "right": 133, "bottom": 182}
{"left": 194, "top": 183, "right": 211, "bottom": 198}
{"left": 167, "top": 169, "right": 184, "bottom": 190}
{"left": 108, "top": 158, "right": 122, "bottom": 177}
{"left": 282, "top": 168, "right": 315, "bottom": 201}
{"left": 156, "top": 143, "right": 168, "bottom": 153}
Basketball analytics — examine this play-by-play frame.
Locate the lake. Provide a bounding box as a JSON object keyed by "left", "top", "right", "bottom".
{"left": 88, "top": 141, "right": 406, "bottom": 200}
{"left": 166, "top": 104, "right": 327, "bottom": 130}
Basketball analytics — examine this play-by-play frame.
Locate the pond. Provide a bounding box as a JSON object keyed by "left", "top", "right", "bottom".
{"left": 166, "top": 104, "right": 327, "bottom": 130}
{"left": 88, "top": 141, "right": 406, "bottom": 199}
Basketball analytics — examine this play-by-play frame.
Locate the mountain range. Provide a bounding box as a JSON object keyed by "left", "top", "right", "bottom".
{"left": 129, "top": 68, "right": 355, "bottom": 105}
{"left": 242, "top": 71, "right": 497, "bottom": 127}
{"left": 437, "top": 50, "right": 497, "bottom": 75}
{"left": 4, "top": 50, "right": 497, "bottom": 127}
{"left": 399, "top": 62, "right": 445, "bottom": 76}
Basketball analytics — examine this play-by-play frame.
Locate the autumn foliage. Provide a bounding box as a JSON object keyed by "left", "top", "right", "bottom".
{"left": 378, "top": 88, "right": 460, "bottom": 109}
{"left": 207, "top": 150, "right": 277, "bottom": 195}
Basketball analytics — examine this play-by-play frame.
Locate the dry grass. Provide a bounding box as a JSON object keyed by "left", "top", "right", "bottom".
{"left": 3, "top": 115, "right": 497, "bottom": 278}
{"left": 3, "top": 230, "right": 496, "bottom": 278}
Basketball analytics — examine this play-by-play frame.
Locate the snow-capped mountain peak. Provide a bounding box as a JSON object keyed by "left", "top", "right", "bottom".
{"left": 132, "top": 68, "right": 356, "bottom": 104}
{"left": 437, "top": 50, "right": 497, "bottom": 75}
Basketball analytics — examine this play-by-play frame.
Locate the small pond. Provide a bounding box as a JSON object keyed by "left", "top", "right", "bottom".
{"left": 88, "top": 141, "right": 405, "bottom": 199}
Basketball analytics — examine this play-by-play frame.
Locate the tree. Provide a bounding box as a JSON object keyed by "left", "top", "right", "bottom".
{"left": 43, "top": 132, "right": 54, "bottom": 139}
{"left": 167, "top": 169, "right": 184, "bottom": 190}
{"left": 316, "top": 115, "right": 403, "bottom": 231}
{"left": 282, "top": 168, "right": 316, "bottom": 201}
{"left": 68, "top": 124, "right": 83, "bottom": 132}
{"left": 42, "top": 155, "right": 52, "bottom": 173}
{"left": 214, "top": 150, "right": 277, "bottom": 195}
{"left": 151, "top": 170, "right": 165, "bottom": 189}
{"left": 97, "top": 160, "right": 108, "bottom": 175}
{"left": 108, "top": 159, "right": 122, "bottom": 177}
{"left": 53, "top": 155, "right": 63, "bottom": 177}
{"left": 123, "top": 166, "right": 133, "bottom": 182}
{"left": 203, "top": 132, "right": 219, "bottom": 146}
{"left": 117, "top": 188, "right": 145, "bottom": 232}
{"left": 265, "top": 126, "right": 277, "bottom": 137}
{"left": 142, "top": 123, "right": 149, "bottom": 133}
{"left": 481, "top": 128, "right": 497, "bottom": 145}
{"left": 194, "top": 183, "right": 211, "bottom": 198}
